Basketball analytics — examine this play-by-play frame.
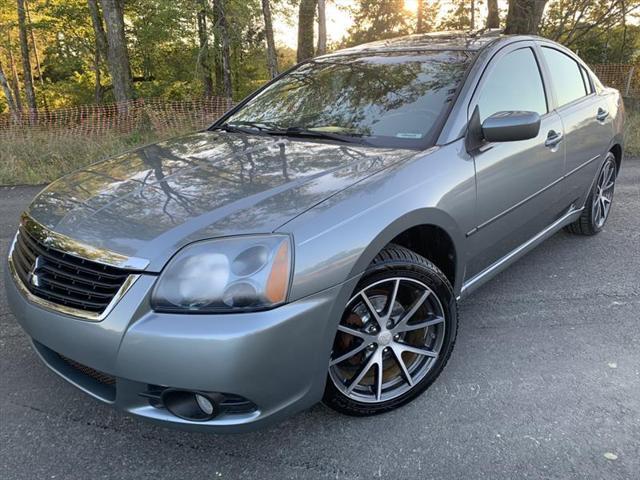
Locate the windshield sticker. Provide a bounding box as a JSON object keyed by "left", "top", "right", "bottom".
{"left": 396, "top": 133, "right": 423, "bottom": 139}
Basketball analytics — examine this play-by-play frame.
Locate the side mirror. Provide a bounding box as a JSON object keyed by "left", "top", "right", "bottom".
{"left": 481, "top": 111, "right": 541, "bottom": 143}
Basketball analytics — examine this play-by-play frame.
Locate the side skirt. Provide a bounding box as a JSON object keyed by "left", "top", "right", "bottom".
{"left": 458, "top": 204, "right": 583, "bottom": 300}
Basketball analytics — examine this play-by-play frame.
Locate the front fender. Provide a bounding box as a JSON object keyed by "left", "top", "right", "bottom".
{"left": 281, "top": 140, "right": 475, "bottom": 302}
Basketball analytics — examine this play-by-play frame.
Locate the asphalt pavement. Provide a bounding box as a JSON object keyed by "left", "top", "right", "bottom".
{"left": 1, "top": 158, "right": 639, "bottom": 480}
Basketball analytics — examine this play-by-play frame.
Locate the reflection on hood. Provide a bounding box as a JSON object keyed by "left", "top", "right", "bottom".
{"left": 28, "top": 131, "right": 415, "bottom": 266}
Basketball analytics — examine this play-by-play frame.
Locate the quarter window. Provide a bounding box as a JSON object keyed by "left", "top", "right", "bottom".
{"left": 477, "top": 48, "right": 548, "bottom": 122}
{"left": 541, "top": 47, "right": 588, "bottom": 107}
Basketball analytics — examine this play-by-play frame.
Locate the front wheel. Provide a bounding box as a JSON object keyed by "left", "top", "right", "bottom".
{"left": 323, "top": 245, "right": 457, "bottom": 416}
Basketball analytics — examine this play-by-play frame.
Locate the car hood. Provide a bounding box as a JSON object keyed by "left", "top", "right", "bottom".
{"left": 27, "top": 131, "right": 416, "bottom": 271}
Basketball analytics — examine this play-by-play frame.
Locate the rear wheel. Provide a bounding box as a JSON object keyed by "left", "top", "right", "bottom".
{"left": 566, "top": 152, "right": 617, "bottom": 235}
{"left": 323, "top": 244, "right": 457, "bottom": 416}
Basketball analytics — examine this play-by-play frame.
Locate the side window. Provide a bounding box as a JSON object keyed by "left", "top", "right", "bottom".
{"left": 541, "top": 47, "right": 588, "bottom": 107}
{"left": 477, "top": 48, "right": 548, "bottom": 122}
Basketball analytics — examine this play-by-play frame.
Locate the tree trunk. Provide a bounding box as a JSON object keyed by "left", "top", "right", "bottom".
{"left": 7, "top": 37, "right": 24, "bottom": 113}
{"left": 87, "top": 0, "right": 108, "bottom": 103}
{"left": 16, "top": 0, "right": 37, "bottom": 117}
{"left": 417, "top": 0, "right": 424, "bottom": 33}
{"left": 214, "top": 0, "right": 232, "bottom": 98}
{"left": 197, "top": 0, "right": 214, "bottom": 97}
{"left": 88, "top": 0, "right": 109, "bottom": 57}
{"left": 99, "top": 0, "right": 134, "bottom": 104}
{"left": 261, "top": 0, "right": 278, "bottom": 78}
{"left": 486, "top": 0, "right": 500, "bottom": 28}
{"left": 24, "top": 0, "right": 45, "bottom": 101}
{"left": 504, "top": 0, "right": 547, "bottom": 34}
{"left": 316, "top": 0, "right": 327, "bottom": 55}
{"left": 470, "top": 0, "right": 475, "bottom": 30}
{"left": 297, "top": 0, "right": 316, "bottom": 62}
{"left": 0, "top": 61, "right": 20, "bottom": 122}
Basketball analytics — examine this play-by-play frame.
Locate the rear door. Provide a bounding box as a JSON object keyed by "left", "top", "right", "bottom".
{"left": 538, "top": 44, "right": 614, "bottom": 210}
{"left": 465, "top": 43, "right": 566, "bottom": 279}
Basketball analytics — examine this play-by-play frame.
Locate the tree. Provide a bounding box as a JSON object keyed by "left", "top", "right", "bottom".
{"left": 416, "top": 0, "right": 439, "bottom": 33}
{"left": 504, "top": 0, "right": 548, "bottom": 34}
{"left": 486, "top": 0, "right": 500, "bottom": 28}
{"left": 439, "top": 0, "right": 475, "bottom": 30}
{"left": 317, "top": 0, "right": 327, "bottom": 55}
{"left": 0, "top": 60, "right": 20, "bottom": 121}
{"left": 87, "top": 0, "right": 109, "bottom": 102}
{"left": 261, "top": 0, "right": 278, "bottom": 78}
{"left": 99, "top": 0, "right": 134, "bottom": 103}
{"left": 297, "top": 0, "right": 316, "bottom": 62}
{"left": 213, "top": 0, "right": 232, "bottom": 98}
{"left": 6, "top": 36, "right": 23, "bottom": 113}
{"left": 539, "top": 0, "right": 640, "bottom": 63}
{"left": 470, "top": 0, "right": 476, "bottom": 29}
{"left": 16, "top": 0, "right": 37, "bottom": 115}
{"left": 344, "top": 0, "right": 409, "bottom": 46}
{"left": 196, "top": 0, "right": 214, "bottom": 97}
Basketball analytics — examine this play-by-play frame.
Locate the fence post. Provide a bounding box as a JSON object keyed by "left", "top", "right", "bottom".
{"left": 625, "top": 66, "right": 635, "bottom": 97}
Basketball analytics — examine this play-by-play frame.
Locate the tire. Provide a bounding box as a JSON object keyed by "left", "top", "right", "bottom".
{"left": 565, "top": 152, "right": 617, "bottom": 236}
{"left": 323, "top": 244, "right": 458, "bottom": 416}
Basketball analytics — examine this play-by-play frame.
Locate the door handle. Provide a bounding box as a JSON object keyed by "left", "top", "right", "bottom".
{"left": 545, "top": 130, "right": 563, "bottom": 148}
{"left": 596, "top": 108, "right": 609, "bottom": 122}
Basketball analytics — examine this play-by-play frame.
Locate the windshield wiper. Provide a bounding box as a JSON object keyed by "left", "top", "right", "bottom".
{"left": 270, "top": 127, "right": 366, "bottom": 144}
{"left": 213, "top": 122, "right": 367, "bottom": 144}
{"left": 210, "top": 121, "right": 270, "bottom": 135}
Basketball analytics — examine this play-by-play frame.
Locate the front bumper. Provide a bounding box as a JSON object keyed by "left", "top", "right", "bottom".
{"left": 5, "top": 266, "right": 357, "bottom": 432}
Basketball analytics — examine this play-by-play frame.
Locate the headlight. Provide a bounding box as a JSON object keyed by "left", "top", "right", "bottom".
{"left": 151, "top": 235, "right": 292, "bottom": 313}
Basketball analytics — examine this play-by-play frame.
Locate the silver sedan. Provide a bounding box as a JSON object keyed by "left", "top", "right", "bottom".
{"left": 6, "top": 32, "right": 625, "bottom": 432}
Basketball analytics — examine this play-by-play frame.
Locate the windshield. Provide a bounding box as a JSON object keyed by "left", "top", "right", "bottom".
{"left": 220, "top": 51, "right": 472, "bottom": 149}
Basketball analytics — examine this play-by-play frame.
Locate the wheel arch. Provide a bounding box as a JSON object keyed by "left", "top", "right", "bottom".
{"left": 608, "top": 141, "right": 623, "bottom": 176}
{"left": 345, "top": 209, "right": 465, "bottom": 295}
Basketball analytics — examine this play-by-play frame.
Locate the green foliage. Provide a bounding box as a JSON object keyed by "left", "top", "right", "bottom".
{"left": 343, "top": 0, "right": 411, "bottom": 46}
{"left": 0, "top": 0, "right": 292, "bottom": 113}
{"left": 439, "top": 0, "right": 476, "bottom": 31}
{"left": 541, "top": 0, "right": 640, "bottom": 64}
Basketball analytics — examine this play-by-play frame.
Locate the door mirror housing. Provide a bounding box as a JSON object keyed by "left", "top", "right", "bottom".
{"left": 481, "top": 111, "right": 541, "bottom": 143}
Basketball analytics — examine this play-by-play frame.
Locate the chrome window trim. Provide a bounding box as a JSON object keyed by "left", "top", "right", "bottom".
{"left": 19, "top": 212, "right": 149, "bottom": 270}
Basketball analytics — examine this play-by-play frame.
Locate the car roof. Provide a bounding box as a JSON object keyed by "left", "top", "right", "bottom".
{"left": 323, "top": 30, "right": 537, "bottom": 58}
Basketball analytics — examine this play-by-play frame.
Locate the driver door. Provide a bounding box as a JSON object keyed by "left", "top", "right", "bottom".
{"left": 465, "top": 43, "right": 566, "bottom": 280}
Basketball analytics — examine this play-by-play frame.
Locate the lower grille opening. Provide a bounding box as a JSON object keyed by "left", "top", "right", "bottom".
{"left": 32, "top": 340, "right": 116, "bottom": 402}
{"left": 58, "top": 354, "right": 116, "bottom": 386}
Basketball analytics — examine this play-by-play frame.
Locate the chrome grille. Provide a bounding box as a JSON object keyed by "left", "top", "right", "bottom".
{"left": 11, "top": 226, "right": 133, "bottom": 315}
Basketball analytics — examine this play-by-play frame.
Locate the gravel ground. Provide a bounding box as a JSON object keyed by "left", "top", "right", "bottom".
{"left": 1, "top": 158, "right": 639, "bottom": 480}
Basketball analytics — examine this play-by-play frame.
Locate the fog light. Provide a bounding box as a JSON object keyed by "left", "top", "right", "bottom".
{"left": 161, "top": 389, "right": 221, "bottom": 421}
{"left": 195, "top": 393, "right": 215, "bottom": 415}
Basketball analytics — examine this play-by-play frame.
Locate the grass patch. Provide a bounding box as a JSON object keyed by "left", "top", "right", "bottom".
{"left": 624, "top": 106, "right": 640, "bottom": 157}
{"left": 0, "top": 106, "right": 638, "bottom": 185}
{"left": 0, "top": 130, "right": 182, "bottom": 185}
